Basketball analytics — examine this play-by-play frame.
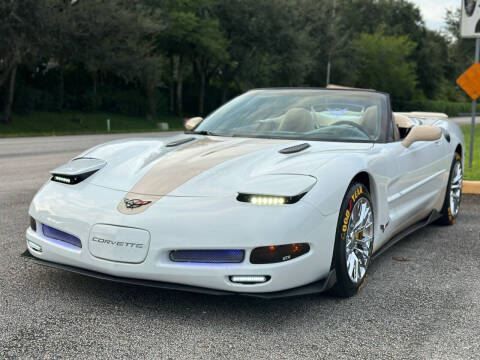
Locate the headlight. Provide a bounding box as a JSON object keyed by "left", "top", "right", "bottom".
{"left": 51, "top": 170, "right": 98, "bottom": 185}
{"left": 236, "top": 193, "right": 306, "bottom": 205}
{"left": 50, "top": 157, "right": 106, "bottom": 185}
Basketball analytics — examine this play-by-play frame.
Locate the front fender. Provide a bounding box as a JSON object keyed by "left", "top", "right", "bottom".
{"left": 302, "top": 155, "right": 371, "bottom": 216}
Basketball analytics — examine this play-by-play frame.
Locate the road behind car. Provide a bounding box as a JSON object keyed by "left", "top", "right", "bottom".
{"left": 1, "top": 133, "right": 479, "bottom": 359}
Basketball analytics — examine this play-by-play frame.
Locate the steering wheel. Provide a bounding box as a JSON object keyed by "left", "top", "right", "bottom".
{"left": 332, "top": 121, "right": 370, "bottom": 138}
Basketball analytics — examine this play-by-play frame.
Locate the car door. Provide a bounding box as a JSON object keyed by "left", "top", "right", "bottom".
{"left": 387, "top": 131, "right": 449, "bottom": 232}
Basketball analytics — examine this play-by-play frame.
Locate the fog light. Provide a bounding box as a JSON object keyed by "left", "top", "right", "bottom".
{"left": 250, "top": 243, "right": 310, "bottom": 264}
{"left": 28, "top": 240, "right": 42, "bottom": 253}
{"left": 230, "top": 275, "right": 269, "bottom": 284}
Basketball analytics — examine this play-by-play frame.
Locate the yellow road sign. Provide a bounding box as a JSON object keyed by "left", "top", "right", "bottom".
{"left": 457, "top": 62, "right": 480, "bottom": 100}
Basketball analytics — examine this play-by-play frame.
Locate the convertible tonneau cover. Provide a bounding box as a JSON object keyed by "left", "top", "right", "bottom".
{"left": 395, "top": 112, "right": 448, "bottom": 119}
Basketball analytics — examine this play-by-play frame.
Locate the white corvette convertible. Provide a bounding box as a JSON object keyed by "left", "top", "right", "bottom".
{"left": 24, "top": 88, "right": 464, "bottom": 298}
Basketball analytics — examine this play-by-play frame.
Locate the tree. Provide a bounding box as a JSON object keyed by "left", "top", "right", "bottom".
{"left": 336, "top": 0, "right": 448, "bottom": 99}
{"left": 445, "top": 9, "right": 476, "bottom": 78}
{"left": 215, "top": 0, "right": 312, "bottom": 99}
{"left": 415, "top": 30, "right": 450, "bottom": 99}
{"left": 191, "top": 18, "right": 228, "bottom": 115}
{"left": 0, "top": 0, "right": 47, "bottom": 123}
{"left": 352, "top": 29, "right": 417, "bottom": 100}
{"left": 46, "top": 0, "right": 164, "bottom": 120}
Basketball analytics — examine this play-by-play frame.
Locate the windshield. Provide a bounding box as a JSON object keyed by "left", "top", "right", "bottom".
{"left": 195, "top": 89, "right": 388, "bottom": 142}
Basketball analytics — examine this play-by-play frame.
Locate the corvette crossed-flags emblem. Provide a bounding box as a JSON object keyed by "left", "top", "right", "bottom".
{"left": 123, "top": 198, "right": 152, "bottom": 209}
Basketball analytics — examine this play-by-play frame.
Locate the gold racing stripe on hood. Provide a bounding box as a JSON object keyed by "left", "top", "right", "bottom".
{"left": 118, "top": 137, "right": 291, "bottom": 215}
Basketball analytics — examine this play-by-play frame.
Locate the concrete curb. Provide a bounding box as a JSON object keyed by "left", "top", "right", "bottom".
{"left": 463, "top": 181, "right": 480, "bottom": 194}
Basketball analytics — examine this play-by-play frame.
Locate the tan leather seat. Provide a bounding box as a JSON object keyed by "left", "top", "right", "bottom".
{"left": 360, "top": 106, "right": 379, "bottom": 139}
{"left": 278, "top": 108, "right": 315, "bottom": 133}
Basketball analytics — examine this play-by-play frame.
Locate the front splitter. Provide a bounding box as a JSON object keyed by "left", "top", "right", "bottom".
{"left": 21, "top": 250, "right": 336, "bottom": 299}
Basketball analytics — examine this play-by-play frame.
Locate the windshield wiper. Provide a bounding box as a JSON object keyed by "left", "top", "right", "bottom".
{"left": 184, "top": 130, "right": 234, "bottom": 137}
{"left": 184, "top": 130, "right": 219, "bottom": 136}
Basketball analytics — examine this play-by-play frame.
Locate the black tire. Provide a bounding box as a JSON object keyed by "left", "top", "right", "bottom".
{"left": 329, "top": 182, "right": 374, "bottom": 297}
{"left": 436, "top": 152, "right": 463, "bottom": 226}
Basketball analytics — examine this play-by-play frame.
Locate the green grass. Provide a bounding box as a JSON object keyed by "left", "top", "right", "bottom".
{"left": 0, "top": 111, "right": 184, "bottom": 137}
{"left": 462, "top": 124, "right": 480, "bottom": 181}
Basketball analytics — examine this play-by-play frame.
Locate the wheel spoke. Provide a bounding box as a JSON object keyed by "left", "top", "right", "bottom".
{"left": 345, "top": 196, "right": 374, "bottom": 284}
{"left": 347, "top": 253, "right": 358, "bottom": 282}
{"left": 449, "top": 160, "right": 463, "bottom": 218}
{"left": 355, "top": 248, "right": 369, "bottom": 265}
{"left": 453, "top": 172, "right": 462, "bottom": 184}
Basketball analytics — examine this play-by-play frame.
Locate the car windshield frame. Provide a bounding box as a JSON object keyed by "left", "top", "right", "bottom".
{"left": 193, "top": 89, "right": 391, "bottom": 144}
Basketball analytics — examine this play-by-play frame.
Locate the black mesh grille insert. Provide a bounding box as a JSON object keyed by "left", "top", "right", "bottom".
{"left": 169, "top": 250, "right": 245, "bottom": 263}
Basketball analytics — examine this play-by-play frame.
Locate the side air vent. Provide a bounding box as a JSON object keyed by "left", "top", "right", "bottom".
{"left": 441, "top": 128, "right": 451, "bottom": 143}
{"left": 166, "top": 137, "right": 195, "bottom": 147}
{"left": 279, "top": 143, "right": 311, "bottom": 154}
{"left": 42, "top": 224, "right": 82, "bottom": 248}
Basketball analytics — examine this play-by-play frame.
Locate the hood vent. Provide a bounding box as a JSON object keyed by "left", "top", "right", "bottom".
{"left": 166, "top": 137, "right": 195, "bottom": 147}
{"left": 279, "top": 143, "right": 310, "bottom": 154}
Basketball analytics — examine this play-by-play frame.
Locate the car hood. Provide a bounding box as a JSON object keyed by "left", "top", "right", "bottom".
{"left": 77, "top": 135, "right": 373, "bottom": 197}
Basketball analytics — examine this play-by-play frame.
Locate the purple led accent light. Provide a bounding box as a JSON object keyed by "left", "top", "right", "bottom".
{"left": 169, "top": 249, "right": 244, "bottom": 263}
{"left": 42, "top": 225, "right": 82, "bottom": 248}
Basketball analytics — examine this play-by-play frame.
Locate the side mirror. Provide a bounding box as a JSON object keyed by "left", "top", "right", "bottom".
{"left": 402, "top": 125, "right": 442, "bottom": 148}
{"left": 184, "top": 117, "right": 203, "bottom": 131}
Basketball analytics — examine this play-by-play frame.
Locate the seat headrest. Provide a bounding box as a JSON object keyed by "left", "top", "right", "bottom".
{"left": 361, "top": 106, "right": 379, "bottom": 138}
{"left": 394, "top": 113, "right": 413, "bottom": 128}
{"left": 278, "top": 108, "right": 314, "bottom": 133}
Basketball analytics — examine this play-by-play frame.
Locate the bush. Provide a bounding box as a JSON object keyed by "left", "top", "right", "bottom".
{"left": 392, "top": 99, "right": 479, "bottom": 117}
{"left": 81, "top": 88, "right": 169, "bottom": 118}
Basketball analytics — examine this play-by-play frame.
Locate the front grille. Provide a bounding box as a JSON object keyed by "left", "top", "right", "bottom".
{"left": 42, "top": 225, "right": 82, "bottom": 248}
{"left": 169, "top": 249, "right": 245, "bottom": 263}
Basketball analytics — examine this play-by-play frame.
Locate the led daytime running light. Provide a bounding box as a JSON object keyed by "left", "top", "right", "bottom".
{"left": 236, "top": 192, "right": 306, "bottom": 205}
{"left": 249, "top": 196, "right": 286, "bottom": 206}
{"left": 53, "top": 175, "right": 72, "bottom": 184}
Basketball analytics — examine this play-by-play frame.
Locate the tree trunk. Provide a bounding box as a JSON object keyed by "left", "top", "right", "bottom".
{"left": 2, "top": 65, "right": 17, "bottom": 124}
{"left": 59, "top": 66, "right": 64, "bottom": 110}
{"left": 0, "top": 62, "right": 17, "bottom": 88}
{"left": 92, "top": 71, "right": 97, "bottom": 96}
{"left": 221, "top": 79, "right": 228, "bottom": 104}
{"left": 145, "top": 77, "right": 156, "bottom": 122}
{"left": 176, "top": 55, "right": 184, "bottom": 118}
{"left": 198, "top": 71, "right": 206, "bottom": 116}
{"left": 169, "top": 56, "right": 175, "bottom": 113}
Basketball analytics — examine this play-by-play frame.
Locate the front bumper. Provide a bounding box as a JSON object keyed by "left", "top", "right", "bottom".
{"left": 22, "top": 250, "right": 336, "bottom": 298}
{"left": 27, "top": 181, "right": 338, "bottom": 294}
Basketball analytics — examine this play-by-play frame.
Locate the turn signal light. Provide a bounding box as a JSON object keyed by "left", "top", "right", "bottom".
{"left": 250, "top": 243, "right": 310, "bottom": 264}
{"left": 30, "top": 216, "right": 37, "bottom": 232}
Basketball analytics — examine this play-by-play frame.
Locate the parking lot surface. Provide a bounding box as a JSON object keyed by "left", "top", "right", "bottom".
{"left": 1, "top": 133, "right": 479, "bottom": 359}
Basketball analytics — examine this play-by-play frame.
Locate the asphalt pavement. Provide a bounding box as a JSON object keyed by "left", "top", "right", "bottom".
{"left": 451, "top": 117, "right": 480, "bottom": 126}
{"left": 1, "top": 133, "right": 479, "bottom": 359}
